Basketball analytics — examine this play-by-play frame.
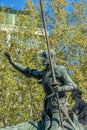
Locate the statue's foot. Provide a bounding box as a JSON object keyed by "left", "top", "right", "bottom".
{"left": 57, "top": 127, "right": 63, "bottom": 130}
{"left": 50, "top": 126, "right": 63, "bottom": 130}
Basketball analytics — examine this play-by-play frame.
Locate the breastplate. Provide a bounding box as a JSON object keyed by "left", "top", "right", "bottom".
{"left": 42, "top": 68, "right": 65, "bottom": 98}
{"left": 42, "top": 69, "right": 53, "bottom": 95}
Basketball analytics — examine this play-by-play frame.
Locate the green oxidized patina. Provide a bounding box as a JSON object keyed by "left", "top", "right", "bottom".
{"left": 2, "top": 50, "right": 85, "bottom": 130}
{"left": 71, "top": 89, "right": 87, "bottom": 126}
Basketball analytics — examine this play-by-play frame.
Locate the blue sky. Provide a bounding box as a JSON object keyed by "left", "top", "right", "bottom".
{"left": 0, "top": 0, "right": 38, "bottom": 10}
{"left": 0, "top": 0, "right": 79, "bottom": 11}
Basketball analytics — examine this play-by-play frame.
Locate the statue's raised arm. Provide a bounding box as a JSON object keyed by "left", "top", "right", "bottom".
{"left": 4, "top": 50, "right": 80, "bottom": 130}
{"left": 4, "top": 52, "right": 43, "bottom": 80}
{"left": 4, "top": 52, "right": 27, "bottom": 73}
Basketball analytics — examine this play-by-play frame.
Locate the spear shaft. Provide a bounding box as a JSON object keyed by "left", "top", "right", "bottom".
{"left": 39, "top": 0, "right": 63, "bottom": 128}
{"left": 39, "top": 0, "right": 56, "bottom": 84}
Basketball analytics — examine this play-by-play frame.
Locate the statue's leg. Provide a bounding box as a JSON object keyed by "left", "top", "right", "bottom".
{"left": 42, "top": 111, "right": 51, "bottom": 130}
{"left": 49, "top": 97, "right": 68, "bottom": 130}
{"left": 50, "top": 112, "right": 63, "bottom": 130}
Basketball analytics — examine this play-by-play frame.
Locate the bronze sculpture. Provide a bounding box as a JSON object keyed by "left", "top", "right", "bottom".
{"left": 1, "top": 0, "right": 85, "bottom": 129}
{"left": 4, "top": 50, "right": 78, "bottom": 130}
{"left": 71, "top": 88, "right": 87, "bottom": 126}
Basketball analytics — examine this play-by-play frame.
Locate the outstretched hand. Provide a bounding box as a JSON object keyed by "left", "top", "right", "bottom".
{"left": 4, "top": 52, "right": 12, "bottom": 62}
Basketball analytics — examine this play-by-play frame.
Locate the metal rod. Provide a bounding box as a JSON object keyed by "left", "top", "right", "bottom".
{"left": 61, "top": 108, "right": 78, "bottom": 130}
{"left": 39, "top": 0, "right": 55, "bottom": 83}
{"left": 39, "top": 0, "right": 63, "bottom": 128}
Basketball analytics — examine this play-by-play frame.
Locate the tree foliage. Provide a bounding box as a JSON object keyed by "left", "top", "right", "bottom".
{"left": 0, "top": 0, "right": 87, "bottom": 128}
{"left": 48, "top": 0, "right": 87, "bottom": 105}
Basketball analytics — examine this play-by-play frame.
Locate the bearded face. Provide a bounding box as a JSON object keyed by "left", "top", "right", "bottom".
{"left": 42, "top": 51, "right": 49, "bottom": 65}
{"left": 41, "top": 50, "right": 55, "bottom": 66}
